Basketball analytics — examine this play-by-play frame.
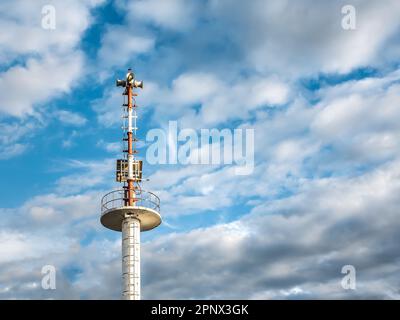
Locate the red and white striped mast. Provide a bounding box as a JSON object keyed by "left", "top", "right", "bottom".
{"left": 123, "top": 68, "right": 140, "bottom": 207}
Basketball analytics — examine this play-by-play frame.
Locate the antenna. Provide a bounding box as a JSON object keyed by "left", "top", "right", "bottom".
{"left": 100, "top": 68, "right": 161, "bottom": 300}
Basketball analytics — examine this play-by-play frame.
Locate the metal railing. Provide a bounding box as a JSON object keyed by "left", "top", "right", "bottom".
{"left": 101, "top": 189, "right": 160, "bottom": 214}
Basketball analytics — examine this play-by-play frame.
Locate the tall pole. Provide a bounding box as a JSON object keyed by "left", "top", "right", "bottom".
{"left": 123, "top": 71, "right": 140, "bottom": 300}
{"left": 101, "top": 69, "right": 161, "bottom": 301}
{"left": 122, "top": 215, "right": 141, "bottom": 300}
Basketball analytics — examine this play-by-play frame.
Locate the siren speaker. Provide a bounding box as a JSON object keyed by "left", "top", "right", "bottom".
{"left": 132, "top": 80, "right": 143, "bottom": 89}
{"left": 116, "top": 79, "right": 126, "bottom": 87}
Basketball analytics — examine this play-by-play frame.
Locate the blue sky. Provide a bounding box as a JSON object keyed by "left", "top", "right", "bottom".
{"left": 1, "top": 0, "right": 400, "bottom": 299}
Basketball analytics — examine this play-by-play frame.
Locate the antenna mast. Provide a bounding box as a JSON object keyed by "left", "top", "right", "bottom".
{"left": 100, "top": 68, "right": 161, "bottom": 300}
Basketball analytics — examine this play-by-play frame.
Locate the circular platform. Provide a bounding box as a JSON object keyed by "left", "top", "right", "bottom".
{"left": 100, "top": 189, "right": 161, "bottom": 232}
{"left": 101, "top": 206, "right": 162, "bottom": 232}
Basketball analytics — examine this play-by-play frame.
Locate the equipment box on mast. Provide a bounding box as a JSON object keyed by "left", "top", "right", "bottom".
{"left": 116, "top": 159, "right": 143, "bottom": 182}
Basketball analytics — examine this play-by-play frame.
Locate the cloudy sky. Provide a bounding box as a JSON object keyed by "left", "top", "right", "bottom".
{"left": 1, "top": 0, "right": 400, "bottom": 299}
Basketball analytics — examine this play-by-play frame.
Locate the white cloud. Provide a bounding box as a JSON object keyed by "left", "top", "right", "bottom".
{"left": 169, "top": 73, "right": 290, "bottom": 127}
{"left": 141, "top": 158, "right": 400, "bottom": 299}
{"left": 0, "top": 54, "right": 84, "bottom": 117}
{"left": 0, "top": 0, "right": 105, "bottom": 164}
{"left": 0, "top": 0, "right": 104, "bottom": 56}
{"left": 61, "top": 130, "right": 80, "bottom": 149}
{"left": 208, "top": 0, "right": 400, "bottom": 75}
{"left": 3, "top": 67, "right": 400, "bottom": 297}
{"left": 106, "top": 0, "right": 400, "bottom": 82}
{"left": 0, "top": 0, "right": 105, "bottom": 118}
{"left": 148, "top": 165, "right": 215, "bottom": 190}
{"left": 0, "top": 231, "right": 69, "bottom": 264}
{"left": 97, "top": 24, "right": 155, "bottom": 72}
{"left": 23, "top": 192, "right": 101, "bottom": 223}
{"left": 171, "top": 73, "right": 222, "bottom": 105}
{"left": 144, "top": 68, "right": 400, "bottom": 218}
{"left": 0, "top": 176, "right": 122, "bottom": 298}
{"left": 92, "top": 88, "right": 124, "bottom": 127}
{"left": 95, "top": 72, "right": 291, "bottom": 127}
{"left": 0, "top": 120, "right": 40, "bottom": 160}
{"left": 0, "top": 143, "right": 26, "bottom": 160}
{"left": 97, "top": 140, "right": 121, "bottom": 153}
{"left": 29, "top": 206, "right": 57, "bottom": 221}
{"left": 121, "top": 0, "right": 198, "bottom": 30}
{"left": 310, "top": 75, "right": 400, "bottom": 168}
{"left": 55, "top": 110, "right": 87, "bottom": 126}
{"left": 55, "top": 158, "right": 114, "bottom": 195}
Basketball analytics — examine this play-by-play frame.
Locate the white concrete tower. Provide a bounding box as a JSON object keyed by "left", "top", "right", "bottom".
{"left": 100, "top": 69, "right": 161, "bottom": 300}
